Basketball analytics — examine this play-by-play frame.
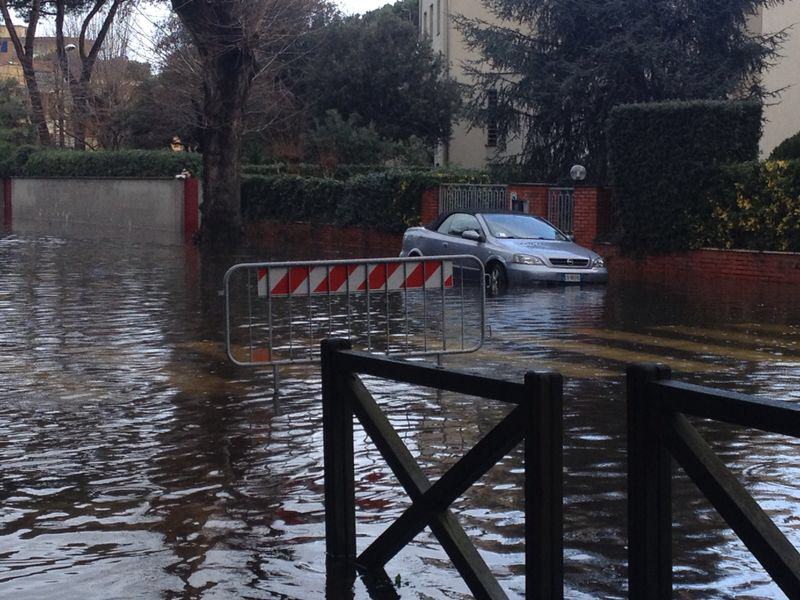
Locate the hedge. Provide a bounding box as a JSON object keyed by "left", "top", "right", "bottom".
{"left": 0, "top": 147, "right": 203, "bottom": 178}
{"left": 22, "top": 149, "right": 202, "bottom": 178}
{"left": 242, "top": 168, "right": 489, "bottom": 233}
{"left": 608, "top": 100, "right": 762, "bottom": 253}
{"left": 699, "top": 159, "right": 800, "bottom": 252}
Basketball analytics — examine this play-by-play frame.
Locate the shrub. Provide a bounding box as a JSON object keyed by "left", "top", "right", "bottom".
{"left": 699, "top": 159, "right": 800, "bottom": 251}
{"left": 242, "top": 168, "right": 488, "bottom": 232}
{"left": 769, "top": 130, "right": 800, "bottom": 161}
{"left": 607, "top": 100, "right": 761, "bottom": 253}
{"left": 241, "top": 174, "right": 344, "bottom": 223}
{"left": 21, "top": 149, "right": 202, "bottom": 178}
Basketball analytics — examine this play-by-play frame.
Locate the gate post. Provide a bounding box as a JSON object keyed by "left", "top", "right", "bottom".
{"left": 321, "top": 339, "right": 356, "bottom": 577}
{"left": 524, "top": 371, "right": 564, "bottom": 599}
{"left": 627, "top": 364, "right": 673, "bottom": 599}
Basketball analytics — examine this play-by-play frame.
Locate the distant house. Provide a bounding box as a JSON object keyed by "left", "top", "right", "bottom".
{"left": 423, "top": 1, "right": 800, "bottom": 168}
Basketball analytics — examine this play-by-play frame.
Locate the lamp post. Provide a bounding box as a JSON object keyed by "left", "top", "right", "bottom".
{"left": 60, "top": 43, "right": 76, "bottom": 148}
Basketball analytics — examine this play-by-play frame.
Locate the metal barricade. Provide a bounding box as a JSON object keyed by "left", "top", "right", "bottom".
{"left": 224, "top": 255, "right": 485, "bottom": 369}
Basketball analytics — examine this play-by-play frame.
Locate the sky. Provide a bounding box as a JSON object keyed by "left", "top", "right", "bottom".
{"left": 338, "top": 0, "right": 394, "bottom": 14}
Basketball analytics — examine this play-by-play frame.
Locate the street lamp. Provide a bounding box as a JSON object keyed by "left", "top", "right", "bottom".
{"left": 62, "top": 44, "right": 76, "bottom": 148}
{"left": 570, "top": 164, "right": 587, "bottom": 182}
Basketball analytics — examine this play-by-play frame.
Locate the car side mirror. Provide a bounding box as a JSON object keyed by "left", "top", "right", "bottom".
{"left": 462, "top": 230, "right": 483, "bottom": 242}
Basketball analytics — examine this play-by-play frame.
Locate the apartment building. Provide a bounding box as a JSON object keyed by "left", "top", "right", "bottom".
{"left": 424, "top": 1, "right": 800, "bottom": 168}
{"left": 752, "top": 2, "right": 800, "bottom": 155}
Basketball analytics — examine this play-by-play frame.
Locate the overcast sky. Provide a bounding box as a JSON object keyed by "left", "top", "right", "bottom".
{"left": 338, "top": 0, "right": 393, "bottom": 14}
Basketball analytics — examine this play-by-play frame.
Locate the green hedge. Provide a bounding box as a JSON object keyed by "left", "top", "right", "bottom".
{"left": 699, "top": 159, "right": 800, "bottom": 251}
{"left": 242, "top": 168, "right": 489, "bottom": 232}
{"left": 608, "top": 100, "right": 762, "bottom": 253}
{"left": 22, "top": 149, "right": 202, "bottom": 177}
{"left": 0, "top": 147, "right": 202, "bottom": 178}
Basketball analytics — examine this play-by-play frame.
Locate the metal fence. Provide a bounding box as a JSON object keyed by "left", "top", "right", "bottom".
{"left": 547, "top": 187, "right": 574, "bottom": 234}
{"left": 224, "top": 255, "right": 485, "bottom": 368}
{"left": 439, "top": 184, "right": 509, "bottom": 214}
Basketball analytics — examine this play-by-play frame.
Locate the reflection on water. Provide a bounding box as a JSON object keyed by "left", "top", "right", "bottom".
{"left": 2, "top": 228, "right": 800, "bottom": 598}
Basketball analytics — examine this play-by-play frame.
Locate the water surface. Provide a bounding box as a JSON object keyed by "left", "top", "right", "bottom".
{"left": 2, "top": 228, "right": 800, "bottom": 598}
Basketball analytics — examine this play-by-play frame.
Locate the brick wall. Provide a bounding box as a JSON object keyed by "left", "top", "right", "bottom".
{"left": 245, "top": 220, "right": 403, "bottom": 259}
{"left": 508, "top": 184, "right": 548, "bottom": 217}
{"left": 598, "top": 244, "right": 800, "bottom": 285}
{"left": 420, "top": 188, "right": 439, "bottom": 224}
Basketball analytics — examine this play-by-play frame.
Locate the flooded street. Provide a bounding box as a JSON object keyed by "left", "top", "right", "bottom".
{"left": 2, "top": 229, "right": 800, "bottom": 599}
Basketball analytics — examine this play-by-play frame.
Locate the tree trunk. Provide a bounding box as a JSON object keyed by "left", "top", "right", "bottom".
{"left": 0, "top": 1, "right": 51, "bottom": 145}
{"left": 20, "top": 58, "right": 51, "bottom": 146}
{"left": 69, "top": 79, "right": 91, "bottom": 150}
{"left": 196, "top": 49, "right": 254, "bottom": 246}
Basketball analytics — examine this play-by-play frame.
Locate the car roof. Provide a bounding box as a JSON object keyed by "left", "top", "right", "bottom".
{"left": 425, "top": 210, "right": 544, "bottom": 231}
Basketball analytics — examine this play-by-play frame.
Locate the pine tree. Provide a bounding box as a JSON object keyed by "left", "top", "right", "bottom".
{"left": 457, "top": 0, "right": 785, "bottom": 182}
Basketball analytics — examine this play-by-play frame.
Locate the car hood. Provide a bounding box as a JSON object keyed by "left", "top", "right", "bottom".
{"left": 501, "top": 239, "right": 598, "bottom": 259}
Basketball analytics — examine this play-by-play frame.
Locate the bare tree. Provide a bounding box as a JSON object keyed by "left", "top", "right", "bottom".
{"left": 54, "top": 0, "right": 134, "bottom": 149}
{"left": 171, "top": 0, "right": 323, "bottom": 245}
{"left": 0, "top": 0, "right": 51, "bottom": 144}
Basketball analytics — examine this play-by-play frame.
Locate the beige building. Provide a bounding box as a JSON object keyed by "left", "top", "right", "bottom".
{"left": 420, "top": 0, "right": 523, "bottom": 168}
{"left": 425, "top": 1, "right": 800, "bottom": 168}
{"left": 0, "top": 25, "right": 27, "bottom": 82}
{"left": 752, "top": 2, "right": 800, "bottom": 155}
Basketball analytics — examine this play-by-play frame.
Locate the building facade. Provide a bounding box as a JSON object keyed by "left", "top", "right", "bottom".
{"left": 424, "top": 1, "right": 800, "bottom": 168}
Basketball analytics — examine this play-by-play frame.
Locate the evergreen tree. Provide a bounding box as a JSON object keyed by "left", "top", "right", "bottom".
{"left": 301, "top": 6, "right": 460, "bottom": 147}
{"left": 457, "top": 0, "right": 785, "bottom": 182}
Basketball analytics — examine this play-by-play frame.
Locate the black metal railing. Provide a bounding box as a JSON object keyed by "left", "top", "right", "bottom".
{"left": 627, "top": 364, "right": 800, "bottom": 599}
{"left": 321, "top": 338, "right": 564, "bottom": 600}
{"left": 547, "top": 187, "right": 574, "bottom": 234}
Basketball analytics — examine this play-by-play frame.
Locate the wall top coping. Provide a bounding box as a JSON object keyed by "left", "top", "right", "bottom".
{"left": 595, "top": 241, "right": 800, "bottom": 259}
{"left": 4, "top": 177, "right": 188, "bottom": 182}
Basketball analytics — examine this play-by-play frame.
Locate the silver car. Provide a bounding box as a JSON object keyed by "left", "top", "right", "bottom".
{"left": 399, "top": 211, "right": 608, "bottom": 294}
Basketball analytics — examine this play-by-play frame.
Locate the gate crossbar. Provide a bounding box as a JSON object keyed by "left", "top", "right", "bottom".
{"left": 628, "top": 364, "right": 800, "bottom": 599}
{"left": 322, "top": 339, "right": 564, "bottom": 600}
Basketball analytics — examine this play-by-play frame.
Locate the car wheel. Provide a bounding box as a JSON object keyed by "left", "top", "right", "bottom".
{"left": 486, "top": 262, "right": 507, "bottom": 297}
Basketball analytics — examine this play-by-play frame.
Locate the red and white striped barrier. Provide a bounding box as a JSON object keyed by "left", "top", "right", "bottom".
{"left": 257, "top": 260, "right": 453, "bottom": 297}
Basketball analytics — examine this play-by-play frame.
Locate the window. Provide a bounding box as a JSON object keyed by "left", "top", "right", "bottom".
{"left": 437, "top": 213, "right": 481, "bottom": 236}
{"left": 486, "top": 89, "right": 498, "bottom": 147}
{"left": 436, "top": 0, "right": 440, "bottom": 35}
{"left": 0, "top": 40, "right": 8, "bottom": 53}
{"left": 423, "top": 11, "right": 428, "bottom": 35}
{"left": 429, "top": 5, "right": 434, "bottom": 40}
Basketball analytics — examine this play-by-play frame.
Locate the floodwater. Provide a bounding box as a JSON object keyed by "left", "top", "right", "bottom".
{"left": 2, "top": 227, "right": 800, "bottom": 599}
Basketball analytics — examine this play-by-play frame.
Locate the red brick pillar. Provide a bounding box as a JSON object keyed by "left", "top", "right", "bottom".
{"left": 183, "top": 177, "right": 200, "bottom": 242}
{"left": 572, "top": 186, "right": 610, "bottom": 247}
{"left": 420, "top": 187, "right": 439, "bottom": 224}
{"left": 2, "top": 178, "right": 11, "bottom": 229}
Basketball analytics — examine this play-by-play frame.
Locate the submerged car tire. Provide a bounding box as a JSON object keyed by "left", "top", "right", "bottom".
{"left": 486, "top": 262, "right": 507, "bottom": 297}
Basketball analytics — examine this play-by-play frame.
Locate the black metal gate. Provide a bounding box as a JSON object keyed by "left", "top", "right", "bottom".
{"left": 547, "top": 187, "right": 574, "bottom": 234}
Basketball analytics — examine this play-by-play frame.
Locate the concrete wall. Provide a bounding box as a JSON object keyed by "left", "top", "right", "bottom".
{"left": 4, "top": 177, "right": 200, "bottom": 244}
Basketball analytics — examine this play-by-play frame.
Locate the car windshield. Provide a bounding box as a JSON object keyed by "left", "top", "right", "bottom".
{"left": 482, "top": 214, "right": 567, "bottom": 241}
